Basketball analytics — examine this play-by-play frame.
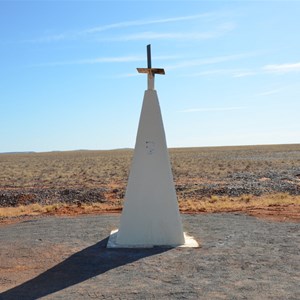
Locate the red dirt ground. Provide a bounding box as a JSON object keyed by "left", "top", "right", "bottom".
{"left": 1, "top": 204, "right": 299, "bottom": 227}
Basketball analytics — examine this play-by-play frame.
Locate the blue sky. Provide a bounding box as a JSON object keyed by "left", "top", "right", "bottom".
{"left": 0, "top": 0, "right": 299, "bottom": 152}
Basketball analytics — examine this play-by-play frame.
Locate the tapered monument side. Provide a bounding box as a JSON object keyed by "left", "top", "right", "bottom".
{"left": 116, "top": 89, "right": 184, "bottom": 246}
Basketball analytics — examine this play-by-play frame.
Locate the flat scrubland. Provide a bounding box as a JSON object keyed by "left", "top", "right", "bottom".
{"left": 0, "top": 144, "right": 300, "bottom": 222}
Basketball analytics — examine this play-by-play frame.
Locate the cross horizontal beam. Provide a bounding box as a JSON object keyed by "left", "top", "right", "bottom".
{"left": 137, "top": 44, "right": 165, "bottom": 76}
{"left": 136, "top": 68, "right": 165, "bottom": 75}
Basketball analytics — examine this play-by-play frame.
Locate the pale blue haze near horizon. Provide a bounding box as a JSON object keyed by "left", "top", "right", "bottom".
{"left": 0, "top": 0, "right": 299, "bottom": 152}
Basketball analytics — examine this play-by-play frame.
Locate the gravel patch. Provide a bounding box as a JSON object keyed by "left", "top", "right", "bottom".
{"left": 0, "top": 188, "right": 107, "bottom": 207}
{"left": 0, "top": 214, "right": 299, "bottom": 299}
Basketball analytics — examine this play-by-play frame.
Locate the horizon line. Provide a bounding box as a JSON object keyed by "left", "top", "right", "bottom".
{"left": 1, "top": 142, "right": 299, "bottom": 155}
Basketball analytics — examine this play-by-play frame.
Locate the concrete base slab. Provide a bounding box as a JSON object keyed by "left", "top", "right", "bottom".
{"left": 107, "top": 229, "right": 199, "bottom": 248}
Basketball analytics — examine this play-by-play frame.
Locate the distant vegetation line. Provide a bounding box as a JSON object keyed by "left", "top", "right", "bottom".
{"left": 1, "top": 143, "right": 299, "bottom": 155}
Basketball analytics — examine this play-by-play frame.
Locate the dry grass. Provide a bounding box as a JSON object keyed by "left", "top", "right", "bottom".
{"left": 170, "top": 144, "right": 300, "bottom": 181}
{"left": 1, "top": 144, "right": 299, "bottom": 190}
{"left": 0, "top": 150, "right": 131, "bottom": 189}
{"left": 0, "top": 203, "right": 62, "bottom": 218}
{"left": 179, "top": 193, "right": 300, "bottom": 212}
{"left": 0, "top": 202, "right": 122, "bottom": 218}
{"left": 1, "top": 193, "right": 299, "bottom": 219}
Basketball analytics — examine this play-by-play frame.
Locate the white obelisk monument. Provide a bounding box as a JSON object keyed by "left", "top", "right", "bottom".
{"left": 108, "top": 45, "right": 198, "bottom": 248}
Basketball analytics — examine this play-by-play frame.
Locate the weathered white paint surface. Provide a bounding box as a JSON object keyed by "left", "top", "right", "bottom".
{"left": 115, "top": 89, "right": 185, "bottom": 246}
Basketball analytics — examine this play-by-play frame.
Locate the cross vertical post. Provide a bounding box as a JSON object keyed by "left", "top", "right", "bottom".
{"left": 147, "top": 44, "right": 152, "bottom": 69}
{"left": 137, "top": 44, "right": 165, "bottom": 90}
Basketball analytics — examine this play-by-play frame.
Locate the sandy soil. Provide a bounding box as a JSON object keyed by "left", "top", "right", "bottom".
{"left": 1, "top": 203, "right": 300, "bottom": 227}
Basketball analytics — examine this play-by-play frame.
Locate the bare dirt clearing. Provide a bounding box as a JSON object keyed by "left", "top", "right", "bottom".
{"left": 0, "top": 214, "right": 299, "bottom": 299}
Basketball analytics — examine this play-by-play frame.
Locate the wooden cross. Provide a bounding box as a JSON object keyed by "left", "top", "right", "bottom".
{"left": 137, "top": 44, "right": 165, "bottom": 90}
